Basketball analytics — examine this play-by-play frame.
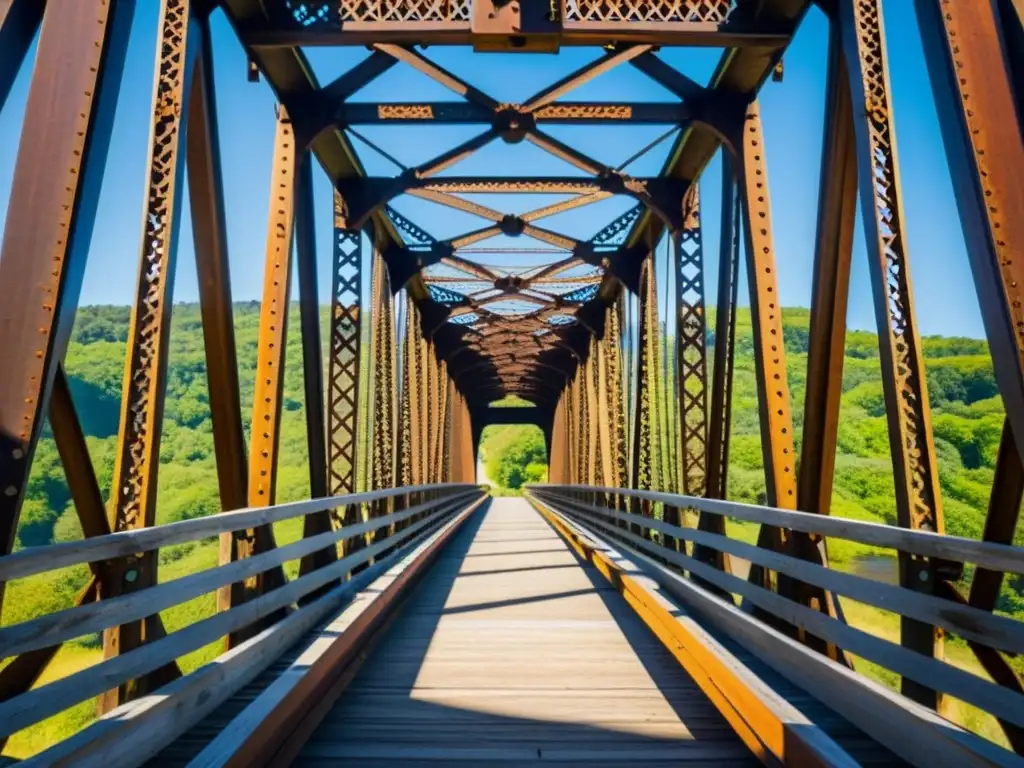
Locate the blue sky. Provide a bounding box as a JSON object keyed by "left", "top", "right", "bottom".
{"left": 0, "top": 3, "right": 983, "bottom": 338}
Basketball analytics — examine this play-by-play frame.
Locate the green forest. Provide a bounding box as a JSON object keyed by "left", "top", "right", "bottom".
{"left": 2, "top": 302, "right": 1023, "bottom": 755}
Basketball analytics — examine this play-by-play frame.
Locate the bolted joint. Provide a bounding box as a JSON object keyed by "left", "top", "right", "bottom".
{"left": 499, "top": 214, "right": 526, "bottom": 236}
{"left": 493, "top": 274, "right": 525, "bottom": 293}
{"left": 494, "top": 105, "right": 535, "bottom": 143}
{"left": 597, "top": 170, "right": 628, "bottom": 196}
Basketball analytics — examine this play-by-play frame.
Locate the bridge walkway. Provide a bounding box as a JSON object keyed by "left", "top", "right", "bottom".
{"left": 294, "top": 497, "right": 755, "bottom": 765}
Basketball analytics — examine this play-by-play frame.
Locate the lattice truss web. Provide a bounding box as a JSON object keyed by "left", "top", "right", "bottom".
{"left": 329, "top": 40, "right": 694, "bottom": 404}
{"left": 281, "top": 1, "right": 732, "bottom": 24}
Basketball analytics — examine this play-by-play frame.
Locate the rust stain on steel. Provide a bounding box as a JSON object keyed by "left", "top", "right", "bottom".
{"left": 841, "top": 0, "right": 946, "bottom": 707}
{"left": 676, "top": 185, "right": 709, "bottom": 499}
{"left": 0, "top": 0, "right": 131, "bottom": 565}
{"left": 328, "top": 193, "right": 363, "bottom": 500}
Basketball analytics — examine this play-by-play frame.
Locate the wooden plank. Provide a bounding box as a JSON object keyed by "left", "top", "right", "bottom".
{"left": 543, "top": 496, "right": 1024, "bottom": 732}
{"left": 187, "top": 496, "right": 489, "bottom": 767}
{"left": 0, "top": 483, "right": 480, "bottom": 583}
{"left": 530, "top": 497, "right": 855, "bottom": 768}
{"left": 18, "top": 496, "right": 481, "bottom": 762}
{"left": 532, "top": 486, "right": 1024, "bottom": 576}
{"left": 289, "top": 499, "right": 759, "bottom": 768}
{"left": 547, "top": 507, "right": 1020, "bottom": 768}
{"left": 0, "top": 491, "right": 481, "bottom": 658}
{"left": 533, "top": 492, "right": 1024, "bottom": 656}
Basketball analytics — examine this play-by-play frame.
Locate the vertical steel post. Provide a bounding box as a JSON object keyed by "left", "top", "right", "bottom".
{"left": 916, "top": 1, "right": 1024, "bottom": 738}
{"left": 705, "top": 154, "right": 739, "bottom": 508}
{"left": 102, "top": 0, "right": 197, "bottom": 708}
{"left": 231, "top": 104, "right": 297, "bottom": 639}
{"left": 369, "top": 247, "right": 396, "bottom": 540}
{"left": 693, "top": 155, "right": 739, "bottom": 580}
{"left": 840, "top": 0, "right": 948, "bottom": 708}
{"left": 799, "top": 20, "right": 857, "bottom": 522}
{"left": 295, "top": 151, "right": 336, "bottom": 578}
{"left": 0, "top": 0, "right": 133, "bottom": 602}
{"left": 328, "top": 192, "right": 363, "bottom": 553}
{"left": 187, "top": 12, "right": 251, "bottom": 613}
{"left": 676, "top": 186, "right": 709, "bottom": 499}
{"left": 915, "top": 0, "right": 1024, "bottom": 465}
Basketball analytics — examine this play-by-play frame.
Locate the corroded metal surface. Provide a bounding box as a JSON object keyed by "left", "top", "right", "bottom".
{"left": 841, "top": 0, "right": 946, "bottom": 707}
{"left": 676, "top": 186, "right": 708, "bottom": 499}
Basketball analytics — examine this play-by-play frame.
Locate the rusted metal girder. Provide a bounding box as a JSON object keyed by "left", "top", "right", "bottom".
{"left": 676, "top": 187, "right": 709, "bottom": 499}
{"left": 798, "top": 19, "right": 855, "bottom": 522}
{"left": 332, "top": 102, "right": 691, "bottom": 126}
{"left": 0, "top": 0, "right": 133, "bottom": 610}
{"left": 338, "top": 176, "right": 687, "bottom": 234}
{"left": 549, "top": 396, "right": 566, "bottom": 484}
{"left": 369, "top": 247, "right": 397, "bottom": 540}
{"left": 631, "top": 256, "right": 662, "bottom": 506}
{"left": 840, "top": 0, "right": 949, "bottom": 708}
{"left": 225, "top": 103, "right": 297, "bottom": 645}
{"left": 735, "top": 102, "right": 797, "bottom": 517}
{"left": 915, "top": 0, "right": 1024, "bottom": 467}
{"left": 398, "top": 296, "right": 420, "bottom": 488}
{"left": 295, "top": 150, "right": 337, "bottom": 581}
{"left": 915, "top": 1, "right": 1024, "bottom": 743}
{"left": 187, "top": 9, "right": 253, "bottom": 614}
{"left": 693, "top": 154, "right": 738, "bottom": 581}
{"left": 100, "top": 0, "right": 199, "bottom": 710}
{"left": 328, "top": 191, "right": 363, "bottom": 548}
{"left": 734, "top": 101, "right": 848, "bottom": 653}
{"left": 240, "top": 2, "right": 792, "bottom": 49}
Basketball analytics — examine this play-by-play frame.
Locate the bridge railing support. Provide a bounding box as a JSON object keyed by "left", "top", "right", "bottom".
{"left": 528, "top": 483, "right": 1024, "bottom": 756}
{"left": 0, "top": 483, "right": 485, "bottom": 761}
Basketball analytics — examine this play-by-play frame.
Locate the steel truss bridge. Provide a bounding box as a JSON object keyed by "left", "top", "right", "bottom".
{"left": 1, "top": 0, "right": 1023, "bottom": 765}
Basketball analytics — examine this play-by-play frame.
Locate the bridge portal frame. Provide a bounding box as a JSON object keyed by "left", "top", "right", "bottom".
{"left": 0, "top": 0, "right": 1022, "bottom": 754}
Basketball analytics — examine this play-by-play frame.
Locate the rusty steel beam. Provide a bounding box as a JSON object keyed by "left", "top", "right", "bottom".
{"left": 840, "top": 0, "right": 948, "bottom": 708}
{"left": 735, "top": 102, "right": 797, "bottom": 518}
{"left": 916, "top": 0, "right": 1024, "bottom": 468}
{"left": 798, "top": 22, "right": 856, "bottom": 520}
{"left": 327, "top": 197, "right": 363, "bottom": 501}
{"left": 295, "top": 151, "right": 337, "bottom": 582}
{"left": 187, "top": 10, "right": 253, "bottom": 618}
{"left": 398, "top": 296, "right": 419, "bottom": 488}
{"left": 334, "top": 101, "right": 690, "bottom": 125}
{"left": 693, "top": 154, "right": 737, "bottom": 581}
{"left": 630, "top": 257, "right": 661, "bottom": 500}
{"left": 521, "top": 45, "right": 653, "bottom": 112}
{"left": 676, "top": 187, "right": 709, "bottom": 499}
{"left": 791, "top": 21, "right": 858, "bottom": 666}
{"left": 230, "top": 104, "right": 297, "bottom": 642}
{"left": 102, "top": 0, "right": 197, "bottom": 710}
{"left": 0, "top": 0, "right": 133, "bottom": 609}
{"left": 239, "top": 20, "right": 791, "bottom": 49}
{"left": 734, "top": 101, "right": 847, "bottom": 649}
{"left": 369, "top": 246, "right": 397, "bottom": 541}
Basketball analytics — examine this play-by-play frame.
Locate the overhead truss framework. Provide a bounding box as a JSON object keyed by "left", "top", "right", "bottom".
{"left": 213, "top": 0, "right": 814, "bottom": 414}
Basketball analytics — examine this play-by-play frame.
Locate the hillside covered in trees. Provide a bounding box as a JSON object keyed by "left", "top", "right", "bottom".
{"left": 2, "top": 303, "right": 1022, "bottom": 754}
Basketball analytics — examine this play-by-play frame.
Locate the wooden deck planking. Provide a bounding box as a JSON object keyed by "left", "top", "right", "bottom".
{"left": 296, "top": 498, "right": 757, "bottom": 765}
